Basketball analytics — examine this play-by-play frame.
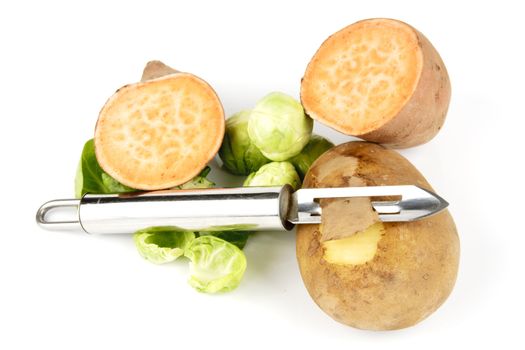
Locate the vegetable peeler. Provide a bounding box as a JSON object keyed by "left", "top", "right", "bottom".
{"left": 36, "top": 185, "right": 448, "bottom": 234}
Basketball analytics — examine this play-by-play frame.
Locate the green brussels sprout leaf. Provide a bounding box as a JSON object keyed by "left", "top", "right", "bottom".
{"left": 248, "top": 92, "right": 313, "bottom": 161}
{"left": 134, "top": 226, "right": 196, "bottom": 264}
{"left": 198, "top": 231, "right": 252, "bottom": 249}
{"left": 75, "top": 139, "right": 135, "bottom": 198}
{"left": 289, "top": 135, "right": 334, "bottom": 179}
{"left": 184, "top": 236, "right": 247, "bottom": 293}
{"left": 176, "top": 166, "right": 215, "bottom": 189}
{"left": 219, "top": 110, "right": 270, "bottom": 175}
{"left": 101, "top": 173, "right": 135, "bottom": 193}
{"left": 243, "top": 161, "right": 301, "bottom": 190}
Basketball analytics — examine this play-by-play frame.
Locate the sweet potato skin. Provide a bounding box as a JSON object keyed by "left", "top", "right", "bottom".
{"left": 296, "top": 142, "right": 459, "bottom": 330}
{"left": 140, "top": 60, "right": 180, "bottom": 81}
{"left": 360, "top": 27, "right": 451, "bottom": 148}
{"left": 300, "top": 19, "right": 451, "bottom": 148}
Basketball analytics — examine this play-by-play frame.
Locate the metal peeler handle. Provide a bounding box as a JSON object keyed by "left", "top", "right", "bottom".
{"left": 36, "top": 199, "right": 82, "bottom": 231}
{"left": 36, "top": 186, "right": 294, "bottom": 234}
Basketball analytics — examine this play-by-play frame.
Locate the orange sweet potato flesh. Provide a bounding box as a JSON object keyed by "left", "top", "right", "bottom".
{"left": 95, "top": 62, "right": 225, "bottom": 190}
{"left": 300, "top": 18, "right": 451, "bottom": 148}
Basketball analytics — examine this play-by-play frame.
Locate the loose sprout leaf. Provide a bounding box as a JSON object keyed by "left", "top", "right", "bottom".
{"left": 101, "top": 173, "right": 135, "bottom": 193}
{"left": 289, "top": 135, "right": 334, "bottom": 179}
{"left": 198, "top": 166, "right": 211, "bottom": 178}
{"left": 198, "top": 231, "right": 252, "bottom": 249}
{"left": 134, "top": 226, "right": 196, "bottom": 264}
{"left": 75, "top": 139, "right": 106, "bottom": 197}
{"left": 219, "top": 110, "right": 270, "bottom": 175}
{"left": 247, "top": 92, "right": 313, "bottom": 161}
{"left": 175, "top": 166, "right": 215, "bottom": 189}
{"left": 178, "top": 177, "right": 215, "bottom": 189}
{"left": 74, "top": 159, "right": 84, "bottom": 199}
{"left": 184, "top": 236, "right": 247, "bottom": 293}
{"left": 75, "top": 139, "right": 135, "bottom": 198}
{"left": 243, "top": 161, "right": 301, "bottom": 190}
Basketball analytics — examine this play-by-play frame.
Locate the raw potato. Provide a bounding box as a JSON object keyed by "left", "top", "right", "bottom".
{"left": 300, "top": 18, "right": 451, "bottom": 148}
{"left": 296, "top": 142, "right": 459, "bottom": 330}
{"left": 95, "top": 62, "right": 225, "bottom": 190}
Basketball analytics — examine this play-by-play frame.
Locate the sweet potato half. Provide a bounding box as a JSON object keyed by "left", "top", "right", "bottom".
{"left": 95, "top": 62, "right": 225, "bottom": 190}
{"left": 300, "top": 18, "right": 451, "bottom": 148}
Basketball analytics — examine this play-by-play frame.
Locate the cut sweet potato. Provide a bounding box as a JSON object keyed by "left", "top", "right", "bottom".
{"left": 95, "top": 62, "right": 225, "bottom": 190}
{"left": 301, "top": 18, "right": 451, "bottom": 148}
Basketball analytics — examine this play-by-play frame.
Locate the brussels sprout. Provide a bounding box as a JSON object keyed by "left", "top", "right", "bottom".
{"left": 243, "top": 161, "right": 301, "bottom": 190}
{"left": 248, "top": 92, "right": 313, "bottom": 161}
{"left": 289, "top": 135, "right": 334, "bottom": 179}
{"left": 134, "top": 227, "right": 195, "bottom": 264}
{"left": 219, "top": 111, "right": 270, "bottom": 175}
{"left": 185, "top": 236, "right": 247, "bottom": 293}
{"left": 176, "top": 166, "right": 215, "bottom": 189}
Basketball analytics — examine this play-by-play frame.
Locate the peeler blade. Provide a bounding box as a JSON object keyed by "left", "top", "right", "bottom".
{"left": 288, "top": 185, "right": 448, "bottom": 224}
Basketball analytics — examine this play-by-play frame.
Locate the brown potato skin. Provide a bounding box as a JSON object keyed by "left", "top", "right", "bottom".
{"left": 360, "top": 27, "right": 451, "bottom": 148}
{"left": 296, "top": 142, "right": 459, "bottom": 330}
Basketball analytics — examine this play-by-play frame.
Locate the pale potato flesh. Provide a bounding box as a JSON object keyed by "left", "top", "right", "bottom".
{"left": 322, "top": 222, "right": 385, "bottom": 265}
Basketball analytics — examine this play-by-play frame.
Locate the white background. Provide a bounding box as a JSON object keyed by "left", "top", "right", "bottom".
{"left": 1, "top": 0, "right": 523, "bottom": 349}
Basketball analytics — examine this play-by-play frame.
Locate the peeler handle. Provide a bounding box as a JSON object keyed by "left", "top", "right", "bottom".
{"left": 37, "top": 185, "right": 294, "bottom": 234}
{"left": 36, "top": 199, "right": 82, "bottom": 231}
